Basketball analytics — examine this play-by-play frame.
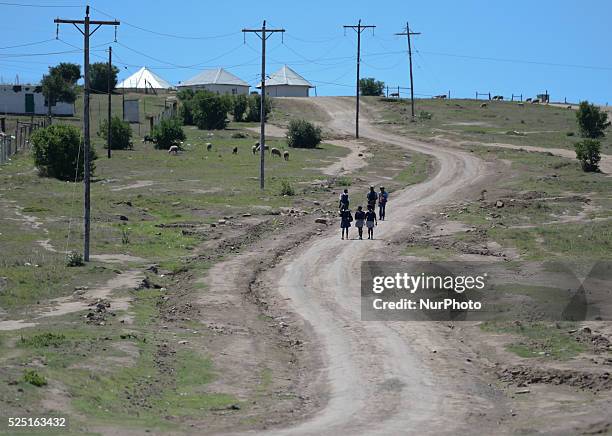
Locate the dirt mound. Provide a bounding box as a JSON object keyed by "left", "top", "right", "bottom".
{"left": 497, "top": 366, "right": 612, "bottom": 391}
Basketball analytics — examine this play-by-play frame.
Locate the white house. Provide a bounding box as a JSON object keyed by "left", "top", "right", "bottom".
{"left": 0, "top": 84, "right": 74, "bottom": 116}
{"left": 116, "top": 67, "right": 173, "bottom": 92}
{"left": 178, "top": 68, "right": 249, "bottom": 95}
{"left": 257, "top": 65, "right": 314, "bottom": 97}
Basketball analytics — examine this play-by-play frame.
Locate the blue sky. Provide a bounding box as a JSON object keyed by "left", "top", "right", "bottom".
{"left": 1, "top": 0, "right": 611, "bottom": 103}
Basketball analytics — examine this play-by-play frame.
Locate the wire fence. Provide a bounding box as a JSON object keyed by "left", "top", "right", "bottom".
{"left": 0, "top": 117, "right": 50, "bottom": 164}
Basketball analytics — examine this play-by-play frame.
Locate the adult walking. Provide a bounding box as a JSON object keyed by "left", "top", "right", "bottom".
{"left": 366, "top": 186, "right": 378, "bottom": 212}
{"left": 354, "top": 206, "right": 366, "bottom": 240}
{"left": 365, "top": 206, "right": 377, "bottom": 239}
{"left": 340, "top": 207, "right": 353, "bottom": 240}
{"left": 378, "top": 186, "right": 388, "bottom": 221}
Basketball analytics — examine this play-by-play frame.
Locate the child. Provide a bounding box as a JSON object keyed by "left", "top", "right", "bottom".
{"left": 378, "top": 186, "right": 388, "bottom": 221}
{"left": 366, "top": 186, "right": 378, "bottom": 211}
{"left": 340, "top": 207, "right": 353, "bottom": 240}
{"left": 354, "top": 206, "right": 366, "bottom": 240}
{"left": 365, "top": 206, "right": 377, "bottom": 239}
{"left": 339, "top": 189, "right": 349, "bottom": 210}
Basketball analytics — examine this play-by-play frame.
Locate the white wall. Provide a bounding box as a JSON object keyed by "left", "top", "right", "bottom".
{"left": 0, "top": 85, "right": 74, "bottom": 116}
{"left": 177, "top": 84, "right": 249, "bottom": 95}
{"left": 264, "top": 85, "right": 310, "bottom": 97}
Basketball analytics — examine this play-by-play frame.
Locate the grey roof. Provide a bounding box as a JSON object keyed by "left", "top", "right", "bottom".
{"left": 180, "top": 68, "right": 249, "bottom": 87}
{"left": 257, "top": 65, "right": 313, "bottom": 88}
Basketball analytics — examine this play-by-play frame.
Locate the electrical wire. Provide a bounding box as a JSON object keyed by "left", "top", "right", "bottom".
{"left": 0, "top": 1, "right": 82, "bottom": 7}
{"left": 0, "top": 38, "right": 56, "bottom": 50}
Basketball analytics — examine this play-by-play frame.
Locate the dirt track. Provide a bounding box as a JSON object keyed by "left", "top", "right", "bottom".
{"left": 258, "top": 97, "right": 493, "bottom": 435}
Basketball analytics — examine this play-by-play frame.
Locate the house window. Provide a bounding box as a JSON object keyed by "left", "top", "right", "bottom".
{"left": 232, "top": 88, "right": 237, "bottom": 95}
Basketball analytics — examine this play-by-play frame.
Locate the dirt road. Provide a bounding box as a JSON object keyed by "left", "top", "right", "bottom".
{"left": 260, "top": 97, "right": 494, "bottom": 435}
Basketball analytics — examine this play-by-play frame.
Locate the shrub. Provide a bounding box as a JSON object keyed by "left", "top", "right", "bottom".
{"left": 418, "top": 111, "right": 433, "bottom": 120}
{"left": 359, "top": 77, "right": 385, "bottom": 96}
{"left": 232, "top": 94, "right": 248, "bottom": 122}
{"left": 177, "top": 89, "right": 195, "bottom": 125}
{"left": 231, "top": 132, "right": 248, "bottom": 139}
{"left": 575, "top": 139, "right": 601, "bottom": 172}
{"left": 279, "top": 180, "right": 295, "bottom": 196}
{"left": 576, "top": 101, "right": 610, "bottom": 138}
{"left": 151, "top": 118, "right": 186, "bottom": 150}
{"left": 245, "top": 94, "right": 271, "bottom": 122}
{"left": 23, "top": 370, "right": 47, "bottom": 387}
{"left": 98, "top": 116, "right": 132, "bottom": 150}
{"left": 191, "top": 91, "right": 230, "bottom": 130}
{"left": 66, "top": 251, "right": 84, "bottom": 267}
{"left": 20, "top": 333, "right": 66, "bottom": 348}
{"left": 287, "top": 119, "right": 322, "bottom": 149}
{"left": 31, "top": 124, "right": 95, "bottom": 181}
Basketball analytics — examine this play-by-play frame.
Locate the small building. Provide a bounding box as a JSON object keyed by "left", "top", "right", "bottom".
{"left": 178, "top": 68, "right": 249, "bottom": 95}
{"left": 116, "top": 67, "right": 173, "bottom": 93}
{"left": 0, "top": 84, "right": 74, "bottom": 116}
{"left": 257, "top": 65, "right": 314, "bottom": 97}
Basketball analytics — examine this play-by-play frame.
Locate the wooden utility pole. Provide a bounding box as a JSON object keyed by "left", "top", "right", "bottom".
{"left": 242, "top": 20, "right": 285, "bottom": 190}
{"left": 55, "top": 6, "right": 119, "bottom": 262}
{"left": 107, "top": 46, "right": 112, "bottom": 159}
{"left": 396, "top": 22, "right": 421, "bottom": 120}
{"left": 344, "top": 20, "right": 375, "bottom": 138}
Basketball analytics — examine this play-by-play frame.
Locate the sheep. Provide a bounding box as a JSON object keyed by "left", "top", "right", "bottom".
{"left": 480, "top": 103, "right": 488, "bottom": 108}
{"left": 142, "top": 135, "right": 154, "bottom": 144}
{"left": 252, "top": 145, "right": 257, "bottom": 155}
{"left": 256, "top": 143, "right": 269, "bottom": 152}
{"left": 283, "top": 150, "right": 289, "bottom": 161}
{"left": 531, "top": 99, "right": 540, "bottom": 104}
{"left": 232, "top": 146, "right": 238, "bottom": 155}
{"left": 434, "top": 94, "right": 447, "bottom": 99}
{"left": 567, "top": 105, "right": 572, "bottom": 110}
{"left": 518, "top": 102, "right": 525, "bottom": 107}
{"left": 206, "top": 142, "right": 212, "bottom": 151}
{"left": 168, "top": 145, "right": 179, "bottom": 155}
{"left": 526, "top": 98, "right": 533, "bottom": 103}
{"left": 271, "top": 147, "right": 282, "bottom": 158}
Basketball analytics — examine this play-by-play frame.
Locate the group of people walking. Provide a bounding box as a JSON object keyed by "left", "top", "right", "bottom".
{"left": 338, "top": 186, "right": 388, "bottom": 240}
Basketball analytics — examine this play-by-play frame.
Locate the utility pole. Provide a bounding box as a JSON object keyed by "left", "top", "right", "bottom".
{"left": 242, "top": 20, "right": 285, "bottom": 190}
{"left": 55, "top": 6, "right": 119, "bottom": 262}
{"left": 343, "top": 20, "right": 375, "bottom": 138}
{"left": 107, "top": 46, "right": 112, "bottom": 159}
{"left": 396, "top": 22, "right": 421, "bottom": 120}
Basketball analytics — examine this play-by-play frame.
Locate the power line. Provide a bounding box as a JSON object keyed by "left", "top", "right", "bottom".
{"left": 0, "top": 38, "right": 56, "bottom": 50}
{"left": 0, "top": 1, "right": 82, "bottom": 7}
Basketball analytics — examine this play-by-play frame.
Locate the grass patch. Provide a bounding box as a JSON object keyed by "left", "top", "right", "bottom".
{"left": 19, "top": 332, "right": 66, "bottom": 348}
{"left": 23, "top": 369, "right": 47, "bottom": 387}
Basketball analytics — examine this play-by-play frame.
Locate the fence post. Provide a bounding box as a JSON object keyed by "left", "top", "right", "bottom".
{"left": 0, "top": 117, "right": 5, "bottom": 133}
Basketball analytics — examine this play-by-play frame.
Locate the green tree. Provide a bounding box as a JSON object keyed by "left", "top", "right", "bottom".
{"left": 575, "top": 139, "right": 601, "bottom": 172}
{"left": 89, "top": 62, "right": 119, "bottom": 93}
{"left": 41, "top": 63, "right": 80, "bottom": 114}
{"left": 177, "top": 88, "right": 195, "bottom": 125}
{"left": 245, "top": 94, "right": 271, "bottom": 122}
{"left": 576, "top": 101, "right": 610, "bottom": 138}
{"left": 359, "top": 77, "right": 385, "bottom": 96}
{"left": 98, "top": 116, "right": 132, "bottom": 150}
{"left": 191, "top": 91, "right": 230, "bottom": 130}
{"left": 31, "top": 124, "right": 96, "bottom": 181}
{"left": 151, "top": 118, "right": 186, "bottom": 150}
{"left": 232, "top": 94, "right": 248, "bottom": 122}
{"left": 287, "top": 119, "right": 322, "bottom": 149}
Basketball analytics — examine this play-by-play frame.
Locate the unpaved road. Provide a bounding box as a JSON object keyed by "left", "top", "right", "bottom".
{"left": 258, "top": 97, "right": 492, "bottom": 435}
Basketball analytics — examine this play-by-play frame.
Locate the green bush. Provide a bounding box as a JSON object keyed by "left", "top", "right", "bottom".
{"left": 31, "top": 124, "right": 95, "bottom": 181}
{"left": 287, "top": 119, "right": 322, "bottom": 149}
{"left": 177, "top": 89, "right": 195, "bottom": 125}
{"left": 66, "top": 251, "right": 84, "bottom": 267}
{"left": 232, "top": 94, "right": 248, "bottom": 122}
{"left": 23, "top": 370, "right": 47, "bottom": 387}
{"left": 245, "top": 94, "right": 271, "bottom": 122}
{"left": 98, "top": 116, "right": 132, "bottom": 150}
{"left": 575, "top": 139, "right": 601, "bottom": 172}
{"left": 20, "top": 333, "right": 66, "bottom": 348}
{"left": 419, "top": 111, "right": 433, "bottom": 120}
{"left": 279, "top": 180, "right": 295, "bottom": 196}
{"left": 576, "top": 101, "right": 610, "bottom": 138}
{"left": 151, "top": 118, "right": 186, "bottom": 150}
{"left": 191, "top": 91, "right": 230, "bottom": 130}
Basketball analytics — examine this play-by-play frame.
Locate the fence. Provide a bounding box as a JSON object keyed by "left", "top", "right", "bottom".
{"left": 0, "top": 117, "right": 49, "bottom": 164}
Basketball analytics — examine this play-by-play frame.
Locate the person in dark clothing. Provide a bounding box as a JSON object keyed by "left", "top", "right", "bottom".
{"left": 366, "top": 186, "right": 378, "bottom": 212}
{"left": 365, "top": 206, "right": 377, "bottom": 239}
{"left": 339, "top": 189, "right": 349, "bottom": 210}
{"left": 340, "top": 207, "right": 353, "bottom": 240}
{"left": 378, "top": 186, "right": 388, "bottom": 221}
{"left": 354, "top": 206, "right": 366, "bottom": 240}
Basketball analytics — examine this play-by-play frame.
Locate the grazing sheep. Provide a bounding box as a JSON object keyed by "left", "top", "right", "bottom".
{"left": 271, "top": 147, "right": 281, "bottom": 158}
{"left": 283, "top": 150, "right": 289, "bottom": 161}
{"left": 252, "top": 145, "right": 257, "bottom": 154}
{"left": 518, "top": 103, "right": 525, "bottom": 107}
{"left": 206, "top": 142, "right": 212, "bottom": 151}
{"left": 480, "top": 103, "right": 488, "bottom": 108}
{"left": 434, "top": 94, "right": 447, "bottom": 99}
{"left": 168, "top": 145, "right": 179, "bottom": 155}
{"left": 232, "top": 146, "right": 238, "bottom": 155}
{"left": 526, "top": 98, "right": 532, "bottom": 102}
{"left": 531, "top": 99, "right": 540, "bottom": 104}
{"left": 256, "top": 143, "right": 269, "bottom": 152}
{"left": 142, "top": 135, "right": 153, "bottom": 144}
{"left": 567, "top": 105, "right": 572, "bottom": 110}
